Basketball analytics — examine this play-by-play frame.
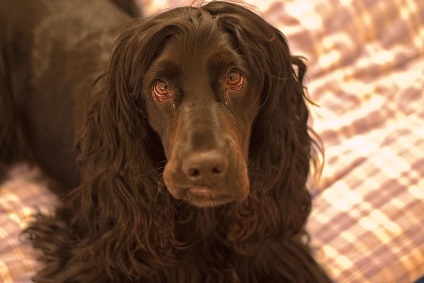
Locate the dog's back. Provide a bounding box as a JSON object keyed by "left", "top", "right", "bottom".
{"left": 0, "top": 0, "right": 137, "bottom": 189}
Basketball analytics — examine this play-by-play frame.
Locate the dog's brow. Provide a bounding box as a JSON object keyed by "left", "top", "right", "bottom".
{"left": 207, "top": 50, "right": 237, "bottom": 71}
{"left": 151, "top": 59, "right": 180, "bottom": 79}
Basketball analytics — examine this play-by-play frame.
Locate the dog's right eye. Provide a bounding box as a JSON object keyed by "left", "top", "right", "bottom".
{"left": 226, "top": 70, "right": 244, "bottom": 91}
{"left": 152, "top": 80, "right": 172, "bottom": 102}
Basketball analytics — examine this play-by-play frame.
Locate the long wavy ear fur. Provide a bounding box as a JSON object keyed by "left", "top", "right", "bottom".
{"left": 68, "top": 20, "right": 190, "bottom": 280}
{"left": 203, "top": 1, "right": 321, "bottom": 254}
{"left": 27, "top": 17, "right": 192, "bottom": 281}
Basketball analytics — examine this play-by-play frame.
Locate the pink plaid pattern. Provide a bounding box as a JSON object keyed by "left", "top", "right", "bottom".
{"left": 0, "top": 166, "right": 58, "bottom": 282}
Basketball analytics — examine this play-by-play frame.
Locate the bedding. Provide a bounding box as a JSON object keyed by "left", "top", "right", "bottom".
{"left": 1, "top": 0, "right": 423, "bottom": 282}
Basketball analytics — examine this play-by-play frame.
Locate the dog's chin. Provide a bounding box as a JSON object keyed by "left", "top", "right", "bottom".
{"left": 168, "top": 186, "right": 248, "bottom": 208}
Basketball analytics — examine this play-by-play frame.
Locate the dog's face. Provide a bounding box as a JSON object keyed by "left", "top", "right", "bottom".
{"left": 144, "top": 29, "right": 260, "bottom": 207}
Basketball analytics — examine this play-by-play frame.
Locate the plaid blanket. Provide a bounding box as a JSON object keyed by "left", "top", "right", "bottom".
{"left": 1, "top": 0, "right": 423, "bottom": 282}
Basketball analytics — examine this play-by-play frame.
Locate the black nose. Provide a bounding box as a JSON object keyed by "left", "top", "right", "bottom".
{"left": 182, "top": 150, "right": 228, "bottom": 185}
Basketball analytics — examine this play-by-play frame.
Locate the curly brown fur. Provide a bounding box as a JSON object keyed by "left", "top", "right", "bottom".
{"left": 1, "top": 0, "right": 331, "bottom": 282}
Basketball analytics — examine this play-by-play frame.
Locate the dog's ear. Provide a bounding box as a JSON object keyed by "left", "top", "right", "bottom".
{"left": 69, "top": 19, "right": 181, "bottom": 279}
{"left": 204, "top": 2, "right": 320, "bottom": 252}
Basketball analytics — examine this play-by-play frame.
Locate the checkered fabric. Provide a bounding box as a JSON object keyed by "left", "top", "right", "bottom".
{"left": 0, "top": 167, "right": 58, "bottom": 283}
{"left": 1, "top": 0, "right": 423, "bottom": 282}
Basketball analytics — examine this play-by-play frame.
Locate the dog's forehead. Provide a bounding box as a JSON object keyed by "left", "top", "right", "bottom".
{"left": 159, "top": 27, "right": 239, "bottom": 67}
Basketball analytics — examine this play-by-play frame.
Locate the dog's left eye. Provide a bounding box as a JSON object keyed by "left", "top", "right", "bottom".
{"left": 226, "top": 70, "right": 244, "bottom": 91}
{"left": 152, "top": 80, "right": 172, "bottom": 102}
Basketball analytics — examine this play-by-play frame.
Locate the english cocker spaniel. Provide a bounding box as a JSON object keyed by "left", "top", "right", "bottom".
{"left": 0, "top": 0, "right": 331, "bottom": 282}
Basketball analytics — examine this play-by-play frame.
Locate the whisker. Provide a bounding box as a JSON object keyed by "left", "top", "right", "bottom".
{"left": 135, "top": 165, "right": 166, "bottom": 179}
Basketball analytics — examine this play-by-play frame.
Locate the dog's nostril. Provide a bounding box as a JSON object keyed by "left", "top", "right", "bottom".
{"left": 188, "top": 168, "right": 201, "bottom": 178}
{"left": 182, "top": 151, "right": 228, "bottom": 184}
{"left": 211, "top": 167, "right": 222, "bottom": 174}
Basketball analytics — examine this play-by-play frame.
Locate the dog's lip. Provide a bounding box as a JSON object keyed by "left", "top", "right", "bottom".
{"left": 188, "top": 187, "right": 220, "bottom": 198}
{"left": 185, "top": 187, "right": 233, "bottom": 207}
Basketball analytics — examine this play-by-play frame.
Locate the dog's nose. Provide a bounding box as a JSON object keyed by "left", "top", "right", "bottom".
{"left": 182, "top": 150, "right": 228, "bottom": 184}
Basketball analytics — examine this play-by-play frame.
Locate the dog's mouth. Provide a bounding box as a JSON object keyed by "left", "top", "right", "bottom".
{"left": 183, "top": 187, "right": 234, "bottom": 207}
{"left": 168, "top": 186, "right": 234, "bottom": 207}
{"left": 186, "top": 187, "right": 233, "bottom": 207}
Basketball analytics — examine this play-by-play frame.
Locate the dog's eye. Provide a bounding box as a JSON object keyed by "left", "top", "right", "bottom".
{"left": 226, "top": 70, "right": 244, "bottom": 91}
{"left": 152, "top": 80, "right": 172, "bottom": 102}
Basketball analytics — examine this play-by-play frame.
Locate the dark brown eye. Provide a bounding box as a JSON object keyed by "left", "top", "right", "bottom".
{"left": 226, "top": 70, "right": 244, "bottom": 91}
{"left": 152, "top": 80, "right": 172, "bottom": 102}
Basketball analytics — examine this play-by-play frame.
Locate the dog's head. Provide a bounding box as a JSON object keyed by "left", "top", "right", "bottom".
{"left": 92, "top": 1, "right": 316, "bottom": 208}
{"left": 142, "top": 10, "right": 262, "bottom": 207}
